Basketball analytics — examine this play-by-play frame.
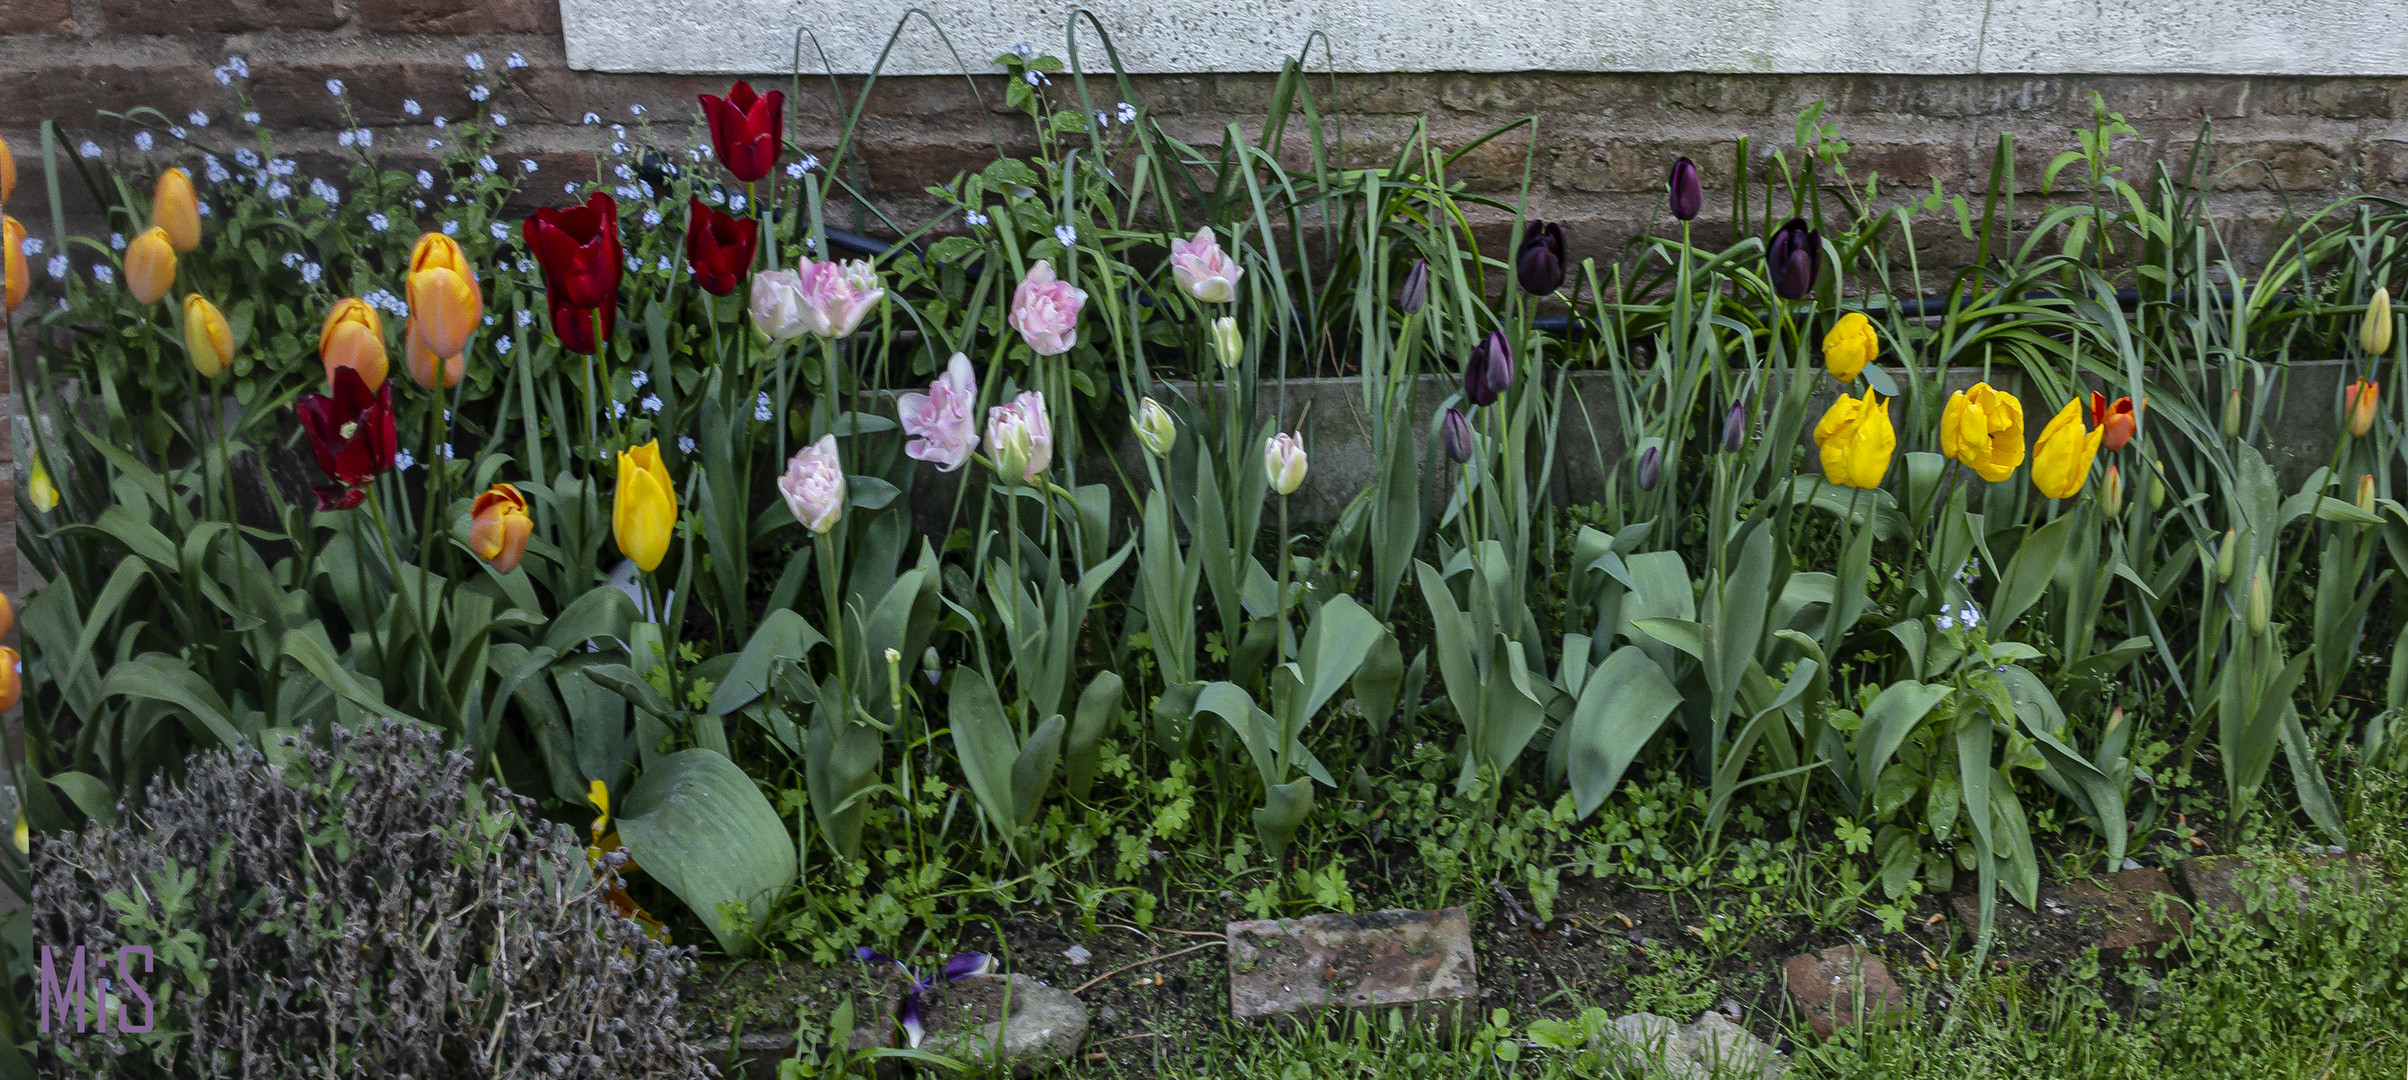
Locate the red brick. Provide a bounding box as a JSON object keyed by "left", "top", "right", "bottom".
{"left": 358, "top": 0, "right": 558, "bottom": 35}
{"left": 103, "top": 0, "right": 340, "bottom": 35}
{"left": 1782, "top": 945, "right": 1909, "bottom": 1039}
{"left": 0, "top": 0, "right": 73, "bottom": 35}
{"left": 12, "top": 65, "right": 225, "bottom": 128}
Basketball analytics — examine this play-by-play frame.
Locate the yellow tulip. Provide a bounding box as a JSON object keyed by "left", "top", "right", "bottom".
{"left": 320, "top": 298, "right": 390, "bottom": 391}
{"left": 2, "top": 216, "right": 26, "bottom": 312}
{"left": 182, "top": 293, "right": 234, "bottom": 378}
{"left": 153, "top": 168, "right": 201, "bottom": 253}
{"left": 613, "top": 440, "right": 676, "bottom": 572}
{"left": 1813, "top": 388, "right": 1895, "bottom": 489}
{"left": 1938, "top": 382, "right": 2026, "bottom": 482}
{"left": 124, "top": 226, "right": 177, "bottom": 305}
{"left": 2031, "top": 397, "right": 2105, "bottom": 499}
{"left": 2366, "top": 287, "right": 2393, "bottom": 359}
{"left": 405, "top": 322, "right": 464, "bottom": 390}
{"left": 0, "top": 592, "right": 13, "bottom": 639}
{"left": 406, "top": 231, "right": 481, "bottom": 363}
{"left": 27, "top": 454, "right": 58, "bottom": 513}
{"left": 468, "top": 483, "right": 534, "bottom": 573}
{"left": 0, "top": 133, "right": 15, "bottom": 206}
{"left": 0, "top": 646, "right": 18, "bottom": 713}
{"left": 1821, "top": 312, "right": 1878, "bottom": 383}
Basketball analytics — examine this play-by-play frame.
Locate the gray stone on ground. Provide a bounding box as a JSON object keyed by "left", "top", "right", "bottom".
{"left": 1781, "top": 944, "right": 1909, "bottom": 1038}
{"left": 1226, "top": 907, "right": 1477, "bottom": 1020}
{"left": 2178, "top": 853, "right": 2383, "bottom": 927}
{"left": 1589, "top": 1011, "right": 1787, "bottom": 1079}
{"left": 918, "top": 973, "right": 1089, "bottom": 1078}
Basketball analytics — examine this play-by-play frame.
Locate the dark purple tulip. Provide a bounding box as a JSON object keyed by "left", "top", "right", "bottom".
{"left": 1399, "top": 257, "right": 1429, "bottom": 314}
{"left": 1636, "top": 445, "right": 1662, "bottom": 491}
{"left": 899, "top": 991, "right": 926, "bottom": 1047}
{"left": 1766, "top": 217, "right": 1821, "bottom": 301}
{"left": 940, "top": 952, "right": 995, "bottom": 982}
{"left": 1444, "top": 408, "right": 1474, "bottom": 464}
{"left": 1722, "top": 401, "right": 1747, "bottom": 453}
{"left": 1464, "top": 330, "right": 1513, "bottom": 406}
{"left": 1515, "top": 220, "right": 1567, "bottom": 296}
{"left": 1669, "top": 157, "right": 1702, "bottom": 222}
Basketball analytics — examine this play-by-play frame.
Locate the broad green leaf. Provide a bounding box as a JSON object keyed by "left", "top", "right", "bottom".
{"left": 616, "top": 749, "right": 797, "bottom": 957}
{"left": 1562, "top": 646, "right": 1684, "bottom": 818}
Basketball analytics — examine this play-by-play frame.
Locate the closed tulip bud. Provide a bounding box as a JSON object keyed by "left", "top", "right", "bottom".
{"left": 1668, "top": 156, "right": 1702, "bottom": 222}
{"left": 320, "top": 297, "right": 390, "bottom": 391}
{"left": 986, "top": 391, "right": 1053, "bottom": 486}
{"left": 922, "top": 645, "right": 943, "bottom": 685}
{"left": 613, "top": 440, "right": 677, "bottom": 572}
{"left": 2216, "top": 528, "right": 2237, "bottom": 583}
{"left": 1265, "top": 432, "right": 1308, "bottom": 496}
{"left": 887, "top": 647, "right": 905, "bottom": 713}
{"left": 1765, "top": 217, "right": 1822, "bottom": 302}
{"left": 1635, "top": 445, "right": 1662, "bottom": 491}
{"left": 0, "top": 592, "right": 13, "bottom": 640}
{"left": 26, "top": 454, "right": 57, "bottom": 513}
{"left": 1398, "top": 257, "right": 1429, "bottom": 314}
{"left": 405, "top": 323, "right": 464, "bottom": 391}
{"left": 1211, "top": 315, "right": 1243, "bottom": 370}
{"left": 2102, "top": 464, "right": 2124, "bottom": 517}
{"left": 1515, "top": 220, "right": 1566, "bottom": 296}
{"left": 779, "top": 435, "right": 847, "bottom": 535}
{"left": 1463, "top": 330, "right": 1513, "bottom": 407}
{"left": 0, "top": 133, "right": 14, "bottom": 206}
{"left": 2222, "top": 387, "right": 2243, "bottom": 437}
{"left": 3, "top": 216, "right": 27, "bottom": 312}
{"left": 2344, "top": 378, "right": 2379, "bottom": 438}
{"left": 9, "top": 810, "right": 20, "bottom": 856}
{"left": 407, "top": 231, "right": 482, "bottom": 366}
{"left": 468, "top": 483, "right": 534, "bottom": 573}
{"left": 1443, "top": 407, "right": 1474, "bottom": 464}
{"left": 153, "top": 167, "right": 201, "bottom": 252}
{"left": 182, "top": 293, "right": 233, "bottom": 378}
{"left": 2365, "top": 287, "right": 2393, "bottom": 358}
{"left": 1721, "top": 401, "right": 1748, "bottom": 453}
{"left": 2149, "top": 460, "right": 2167, "bottom": 511}
{"left": 124, "top": 226, "right": 177, "bottom": 305}
{"left": 1134, "top": 397, "right": 1177, "bottom": 457}
{"left": 2357, "top": 473, "right": 2377, "bottom": 514}
{"left": 1822, "top": 312, "right": 1878, "bottom": 383}
{"left": 0, "top": 646, "right": 18, "bottom": 713}
{"left": 2246, "top": 566, "right": 2270, "bottom": 634}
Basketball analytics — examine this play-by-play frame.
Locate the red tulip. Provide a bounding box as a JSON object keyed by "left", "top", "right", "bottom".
{"left": 522, "top": 193, "right": 623, "bottom": 311}
{"left": 2090, "top": 391, "right": 2138, "bottom": 451}
{"left": 685, "top": 199, "right": 759, "bottom": 297}
{"left": 296, "top": 366, "right": 397, "bottom": 510}
{"left": 549, "top": 291, "right": 617, "bottom": 356}
{"left": 699, "top": 81, "right": 784, "bottom": 184}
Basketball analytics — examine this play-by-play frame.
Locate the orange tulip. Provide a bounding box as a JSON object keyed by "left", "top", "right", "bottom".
{"left": 124, "top": 226, "right": 177, "bottom": 305}
{"left": 183, "top": 293, "right": 235, "bottom": 378}
{"left": 2, "top": 216, "right": 26, "bottom": 312}
{"left": 0, "top": 592, "right": 14, "bottom": 639}
{"left": 2345, "top": 378, "right": 2379, "bottom": 438}
{"left": 0, "top": 647, "right": 19, "bottom": 713}
{"left": 2090, "top": 391, "right": 2137, "bottom": 451}
{"left": 153, "top": 168, "right": 201, "bottom": 253}
{"left": 405, "top": 321, "right": 465, "bottom": 390}
{"left": 468, "top": 484, "right": 534, "bottom": 573}
{"left": 0, "top": 133, "right": 15, "bottom": 206}
{"left": 406, "top": 232, "right": 481, "bottom": 364}
{"left": 320, "top": 298, "right": 390, "bottom": 391}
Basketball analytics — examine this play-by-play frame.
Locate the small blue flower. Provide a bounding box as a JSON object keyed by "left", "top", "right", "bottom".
{"left": 755, "top": 392, "right": 773, "bottom": 422}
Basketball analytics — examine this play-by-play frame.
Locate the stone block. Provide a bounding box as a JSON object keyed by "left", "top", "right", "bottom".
{"left": 102, "top": 0, "right": 339, "bottom": 34}
{"left": 2177, "top": 852, "right": 2382, "bottom": 926}
{"left": 358, "top": 0, "right": 559, "bottom": 34}
{"left": 1226, "top": 907, "right": 1476, "bottom": 1021}
{"left": 919, "top": 973, "right": 1090, "bottom": 1079}
{"left": 1949, "top": 868, "right": 2191, "bottom": 958}
{"left": 0, "top": 0, "right": 73, "bottom": 35}
{"left": 1781, "top": 944, "right": 1907, "bottom": 1038}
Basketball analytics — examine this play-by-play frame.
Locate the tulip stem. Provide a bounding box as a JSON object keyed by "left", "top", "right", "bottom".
{"left": 1276, "top": 493, "right": 1292, "bottom": 661}
{"left": 368, "top": 490, "right": 459, "bottom": 735}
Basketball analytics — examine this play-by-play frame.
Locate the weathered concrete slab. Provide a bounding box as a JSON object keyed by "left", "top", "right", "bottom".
{"left": 1226, "top": 907, "right": 1477, "bottom": 1020}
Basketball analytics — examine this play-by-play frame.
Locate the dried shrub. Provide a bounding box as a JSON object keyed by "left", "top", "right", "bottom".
{"left": 32, "top": 720, "right": 714, "bottom": 1078}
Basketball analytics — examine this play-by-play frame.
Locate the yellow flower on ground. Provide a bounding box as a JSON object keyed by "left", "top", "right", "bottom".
{"left": 1822, "top": 312, "right": 1878, "bottom": 383}
{"left": 2031, "top": 397, "right": 2106, "bottom": 499}
{"left": 1939, "top": 382, "right": 2027, "bottom": 482}
{"left": 613, "top": 440, "right": 676, "bottom": 572}
{"left": 1813, "top": 388, "right": 1895, "bottom": 489}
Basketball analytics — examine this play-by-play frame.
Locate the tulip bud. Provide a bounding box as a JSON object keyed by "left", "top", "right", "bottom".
{"left": 0, "top": 133, "right": 15, "bottom": 206}
{"left": 1134, "top": 397, "right": 1177, "bottom": 457}
{"left": 613, "top": 441, "right": 678, "bottom": 572}
{"left": 985, "top": 391, "right": 1053, "bottom": 486}
{"left": 124, "top": 226, "right": 177, "bottom": 305}
{"left": 0, "top": 592, "right": 14, "bottom": 640}
{"left": 468, "top": 483, "right": 534, "bottom": 574}
{"left": 887, "top": 647, "right": 906, "bottom": 715}
{"left": 10, "top": 809, "right": 22, "bottom": 857}
{"left": 2149, "top": 460, "right": 2166, "bottom": 511}
{"left": 1722, "top": 402, "right": 1747, "bottom": 453}
{"left": 1398, "top": 257, "right": 1429, "bottom": 314}
{"left": 26, "top": 454, "right": 58, "bottom": 514}
{"left": 2102, "top": 464, "right": 2124, "bottom": 517}
{"left": 3, "top": 216, "right": 28, "bottom": 313}
{"left": 407, "top": 231, "right": 483, "bottom": 366}
{"left": 1766, "top": 217, "right": 1821, "bottom": 302}
{"left": 922, "top": 646, "right": 944, "bottom": 685}
{"left": 1443, "top": 407, "right": 1473, "bottom": 464}
{"left": 1211, "top": 316, "right": 1243, "bottom": 371}
{"left": 1635, "top": 445, "right": 1662, "bottom": 491}
{"left": 1668, "top": 156, "right": 1702, "bottom": 222}
{"left": 182, "top": 293, "right": 234, "bottom": 379}
{"left": 1265, "top": 432, "right": 1308, "bottom": 496}
{"left": 2344, "top": 378, "right": 2379, "bottom": 439}
{"left": 2222, "top": 387, "right": 2242, "bottom": 437}
{"left": 321, "top": 298, "right": 390, "bottom": 392}
{"left": 2216, "top": 528, "right": 2237, "bottom": 583}
{"left": 2365, "top": 287, "right": 2394, "bottom": 358}
{"left": 1464, "top": 330, "right": 1513, "bottom": 407}
{"left": 2246, "top": 565, "right": 2270, "bottom": 634}
{"left": 1514, "top": 220, "right": 1566, "bottom": 296}
{"left": 779, "top": 435, "right": 847, "bottom": 535}
{"left": 2357, "top": 473, "right": 2377, "bottom": 514}
{"left": 2107, "top": 706, "right": 2126, "bottom": 735}
{"left": 0, "top": 646, "right": 18, "bottom": 713}
{"left": 153, "top": 167, "right": 201, "bottom": 253}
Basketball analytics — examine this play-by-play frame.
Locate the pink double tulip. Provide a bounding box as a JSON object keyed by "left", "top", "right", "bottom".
{"left": 780, "top": 435, "right": 847, "bottom": 534}
{"left": 1009, "top": 260, "right": 1087, "bottom": 356}
{"left": 898, "top": 352, "right": 980, "bottom": 471}
{"left": 986, "top": 391, "right": 1052, "bottom": 486}
{"left": 1169, "top": 225, "right": 1243, "bottom": 303}
{"left": 751, "top": 258, "right": 886, "bottom": 342}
